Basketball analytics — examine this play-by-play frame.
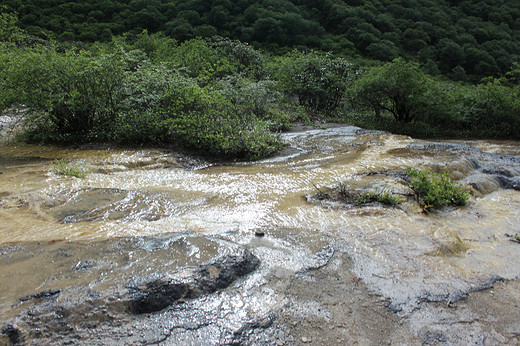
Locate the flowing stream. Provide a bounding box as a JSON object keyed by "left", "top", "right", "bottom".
{"left": 1, "top": 125, "right": 520, "bottom": 344}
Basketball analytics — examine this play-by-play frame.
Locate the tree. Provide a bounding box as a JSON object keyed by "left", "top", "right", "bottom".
{"left": 273, "top": 50, "right": 354, "bottom": 114}
{"left": 349, "top": 59, "right": 435, "bottom": 123}
{"left": 0, "top": 7, "right": 25, "bottom": 44}
{"left": 366, "top": 40, "right": 398, "bottom": 61}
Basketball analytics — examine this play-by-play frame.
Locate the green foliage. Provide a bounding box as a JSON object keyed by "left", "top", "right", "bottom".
{"left": 214, "top": 76, "right": 290, "bottom": 131}
{"left": 4, "top": 0, "right": 520, "bottom": 80}
{"left": 405, "top": 168, "right": 469, "bottom": 212}
{"left": 272, "top": 51, "right": 354, "bottom": 114}
{"left": 0, "top": 39, "right": 287, "bottom": 160}
{"left": 51, "top": 159, "right": 87, "bottom": 178}
{"left": 355, "top": 190, "right": 403, "bottom": 206}
{"left": 506, "top": 233, "right": 520, "bottom": 244}
{"left": 172, "top": 38, "right": 236, "bottom": 84}
{"left": 327, "top": 183, "right": 403, "bottom": 207}
{"left": 0, "top": 44, "right": 126, "bottom": 142}
{"left": 161, "top": 83, "right": 285, "bottom": 160}
{"left": 170, "top": 37, "right": 268, "bottom": 84}
{"left": 131, "top": 30, "right": 178, "bottom": 63}
{"left": 206, "top": 37, "right": 267, "bottom": 80}
{"left": 349, "top": 59, "right": 439, "bottom": 123}
{"left": 0, "top": 7, "right": 25, "bottom": 44}
{"left": 458, "top": 81, "right": 520, "bottom": 139}
{"left": 344, "top": 65, "right": 520, "bottom": 141}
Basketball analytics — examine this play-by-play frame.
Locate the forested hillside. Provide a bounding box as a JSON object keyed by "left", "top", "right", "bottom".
{"left": 1, "top": 2, "right": 519, "bottom": 157}
{"left": 3, "top": 0, "right": 520, "bottom": 80}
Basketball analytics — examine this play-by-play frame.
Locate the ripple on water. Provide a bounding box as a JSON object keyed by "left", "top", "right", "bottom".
{"left": 0, "top": 126, "right": 519, "bottom": 315}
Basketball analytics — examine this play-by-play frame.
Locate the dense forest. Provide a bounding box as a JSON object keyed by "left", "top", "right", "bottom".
{"left": 1, "top": 3, "right": 519, "bottom": 160}
{"left": 3, "top": 0, "right": 520, "bottom": 81}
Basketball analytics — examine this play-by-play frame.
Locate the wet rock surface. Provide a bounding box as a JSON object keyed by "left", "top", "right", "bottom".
{"left": 0, "top": 234, "right": 263, "bottom": 344}
{"left": 1, "top": 127, "right": 520, "bottom": 344}
{"left": 1, "top": 231, "right": 519, "bottom": 345}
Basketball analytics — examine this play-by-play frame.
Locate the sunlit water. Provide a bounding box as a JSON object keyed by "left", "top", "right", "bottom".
{"left": 1, "top": 125, "right": 520, "bottom": 313}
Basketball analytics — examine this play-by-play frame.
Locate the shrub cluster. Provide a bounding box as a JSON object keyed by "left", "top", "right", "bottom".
{"left": 346, "top": 59, "right": 520, "bottom": 140}
{"left": 0, "top": 34, "right": 286, "bottom": 160}
{"left": 1, "top": 10, "right": 519, "bottom": 156}
{"left": 272, "top": 51, "right": 355, "bottom": 115}
{"left": 405, "top": 168, "right": 469, "bottom": 212}
{"left": 51, "top": 159, "right": 87, "bottom": 178}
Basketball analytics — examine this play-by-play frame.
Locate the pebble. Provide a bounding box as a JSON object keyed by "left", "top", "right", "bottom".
{"left": 301, "top": 336, "right": 312, "bottom": 343}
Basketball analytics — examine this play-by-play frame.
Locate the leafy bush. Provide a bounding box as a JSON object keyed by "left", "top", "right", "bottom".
{"left": 206, "top": 36, "right": 267, "bottom": 80}
{"left": 1, "top": 45, "right": 126, "bottom": 143}
{"left": 109, "top": 109, "right": 167, "bottom": 144}
{"left": 214, "top": 76, "right": 291, "bottom": 131}
{"left": 458, "top": 81, "right": 520, "bottom": 139}
{"left": 172, "top": 38, "right": 236, "bottom": 84}
{"left": 317, "top": 182, "right": 403, "bottom": 207}
{"left": 405, "top": 168, "right": 469, "bottom": 211}
{"left": 161, "top": 83, "right": 285, "bottom": 160}
{"left": 355, "top": 190, "right": 403, "bottom": 206}
{"left": 51, "top": 159, "right": 87, "bottom": 178}
{"left": 349, "top": 59, "right": 441, "bottom": 123}
{"left": 0, "top": 7, "right": 25, "bottom": 45}
{"left": 0, "top": 39, "right": 286, "bottom": 160}
{"left": 131, "top": 30, "right": 178, "bottom": 63}
{"left": 378, "top": 191, "right": 404, "bottom": 206}
{"left": 272, "top": 50, "right": 354, "bottom": 114}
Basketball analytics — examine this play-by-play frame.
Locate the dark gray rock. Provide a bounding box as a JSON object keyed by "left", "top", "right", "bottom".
{"left": 1, "top": 234, "right": 261, "bottom": 345}
{"left": 1, "top": 324, "right": 22, "bottom": 345}
{"left": 19, "top": 289, "right": 61, "bottom": 302}
{"left": 126, "top": 249, "right": 260, "bottom": 314}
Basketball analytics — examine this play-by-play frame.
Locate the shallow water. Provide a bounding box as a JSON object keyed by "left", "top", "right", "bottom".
{"left": 1, "top": 125, "right": 520, "bottom": 316}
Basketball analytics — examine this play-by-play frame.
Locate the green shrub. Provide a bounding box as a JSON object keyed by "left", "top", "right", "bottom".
{"left": 161, "top": 83, "right": 285, "bottom": 160}
{"left": 405, "top": 167, "right": 469, "bottom": 211}
{"left": 0, "top": 7, "right": 25, "bottom": 45}
{"left": 206, "top": 36, "right": 267, "bottom": 80}
{"left": 171, "top": 37, "right": 267, "bottom": 84}
{"left": 459, "top": 81, "right": 520, "bottom": 139}
{"left": 131, "top": 30, "right": 178, "bottom": 63}
{"left": 109, "top": 109, "right": 167, "bottom": 144}
{"left": 348, "top": 59, "right": 442, "bottom": 123}
{"left": 272, "top": 50, "right": 354, "bottom": 114}
{"left": 172, "top": 38, "right": 236, "bottom": 84}
{"left": 213, "top": 76, "right": 291, "bottom": 131}
{"left": 323, "top": 183, "right": 403, "bottom": 206}
{"left": 1, "top": 45, "right": 126, "bottom": 143}
{"left": 361, "top": 190, "right": 403, "bottom": 206}
{"left": 51, "top": 159, "right": 87, "bottom": 178}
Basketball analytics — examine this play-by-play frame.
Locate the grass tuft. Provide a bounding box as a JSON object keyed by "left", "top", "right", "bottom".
{"left": 51, "top": 159, "right": 87, "bottom": 178}
{"left": 405, "top": 167, "right": 469, "bottom": 212}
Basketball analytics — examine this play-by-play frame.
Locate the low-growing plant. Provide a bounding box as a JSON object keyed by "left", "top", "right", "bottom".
{"left": 506, "top": 233, "right": 520, "bottom": 244}
{"left": 374, "top": 190, "right": 404, "bottom": 206}
{"left": 355, "top": 190, "right": 403, "bottom": 206}
{"left": 405, "top": 167, "right": 469, "bottom": 211}
{"left": 51, "top": 159, "right": 87, "bottom": 178}
{"left": 323, "top": 182, "right": 402, "bottom": 207}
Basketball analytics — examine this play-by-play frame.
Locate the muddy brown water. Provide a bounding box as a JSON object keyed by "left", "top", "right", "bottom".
{"left": 1, "top": 125, "right": 520, "bottom": 344}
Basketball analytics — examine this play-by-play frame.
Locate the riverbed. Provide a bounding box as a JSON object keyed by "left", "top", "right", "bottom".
{"left": 1, "top": 125, "right": 519, "bottom": 344}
